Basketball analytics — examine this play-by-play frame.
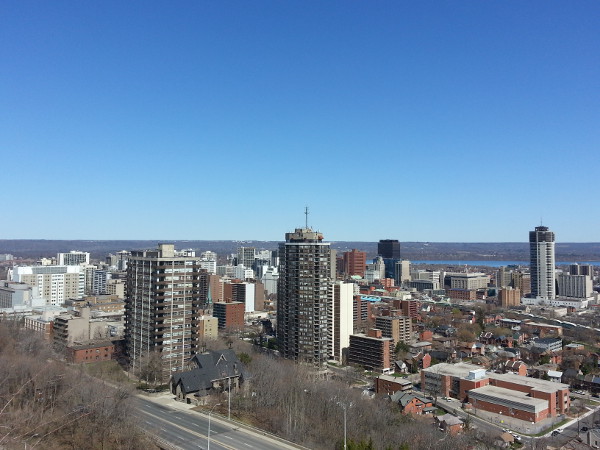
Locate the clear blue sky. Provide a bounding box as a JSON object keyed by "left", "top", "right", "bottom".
{"left": 1, "top": 1, "right": 599, "bottom": 242}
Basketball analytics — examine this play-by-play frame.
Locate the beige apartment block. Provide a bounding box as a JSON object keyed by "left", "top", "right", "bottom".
{"left": 12, "top": 265, "right": 85, "bottom": 306}
{"left": 198, "top": 315, "right": 219, "bottom": 341}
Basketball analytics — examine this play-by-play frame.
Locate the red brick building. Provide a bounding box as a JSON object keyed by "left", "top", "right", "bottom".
{"left": 401, "top": 299, "right": 419, "bottom": 319}
{"left": 375, "top": 375, "right": 412, "bottom": 395}
{"left": 343, "top": 249, "right": 366, "bottom": 277}
{"left": 448, "top": 289, "right": 477, "bottom": 301}
{"left": 67, "top": 341, "right": 115, "bottom": 363}
{"left": 391, "top": 391, "right": 434, "bottom": 415}
{"left": 421, "top": 362, "right": 570, "bottom": 423}
{"left": 348, "top": 329, "right": 393, "bottom": 373}
{"left": 213, "top": 301, "right": 244, "bottom": 330}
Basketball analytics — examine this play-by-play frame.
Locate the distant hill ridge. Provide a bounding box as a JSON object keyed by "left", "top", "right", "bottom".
{"left": 1, "top": 240, "right": 599, "bottom": 262}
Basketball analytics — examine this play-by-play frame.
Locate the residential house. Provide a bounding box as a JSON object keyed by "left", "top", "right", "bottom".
{"left": 435, "top": 414, "right": 464, "bottom": 435}
{"left": 391, "top": 391, "right": 434, "bottom": 415}
{"left": 170, "top": 349, "right": 250, "bottom": 404}
{"left": 505, "top": 360, "right": 528, "bottom": 376}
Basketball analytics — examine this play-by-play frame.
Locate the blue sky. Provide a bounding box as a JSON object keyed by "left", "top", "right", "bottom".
{"left": 1, "top": 1, "right": 599, "bottom": 242}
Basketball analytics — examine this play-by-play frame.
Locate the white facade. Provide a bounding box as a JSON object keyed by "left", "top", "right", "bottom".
{"left": 200, "top": 258, "right": 217, "bottom": 274}
{"left": 331, "top": 281, "right": 354, "bottom": 362}
{"left": 447, "top": 272, "right": 490, "bottom": 290}
{"left": 244, "top": 283, "right": 255, "bottom": 313}
{"left": 57, "top": 251, "right": 90, "bottom": 266}
{"left": 92, "top": 269, "right": 111, "bottom": 295}
{"left": 233, "top": 265, "right": 254, "bottom": 280}
{"left": 411, "top": 269, "right": 441, "bottom": 283}
{"left": 261, "top": 266, "right": 279, "bottom": 295}
{"left": 11, "top": 265, "right": 85, "bottom": 306}
{"left": 521, "top": 296, "right": 589, "bottom": 309}
{"left": 200, "top": 251, "right": 217, "bottom": 261}
{"left": 529, "top": 226, "right": 556, "bottom": 299}
{"left": 557, "top": 273, "right": 593, "bottom": 298}
{"left": 395, "top": 260, "right": 411, "bottom": 284}
{"left": 0, "top": 282, "right": 35, "bottom": 308}
{"left": 216, "top": 264, "right": 235, "bottom": 277}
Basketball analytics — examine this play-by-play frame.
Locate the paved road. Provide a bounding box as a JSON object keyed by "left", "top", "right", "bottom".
{"left": 133, "top": 396, "right": 301, "bottom": 450}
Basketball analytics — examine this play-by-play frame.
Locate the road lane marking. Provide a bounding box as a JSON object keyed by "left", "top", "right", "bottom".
{"left": 136, "top": 407, "right": 238, "bottom": 450}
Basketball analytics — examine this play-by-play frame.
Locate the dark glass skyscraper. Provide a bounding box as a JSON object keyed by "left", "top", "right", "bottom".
{"left": 378, "top": 239, "right": 400, "bottom": 259}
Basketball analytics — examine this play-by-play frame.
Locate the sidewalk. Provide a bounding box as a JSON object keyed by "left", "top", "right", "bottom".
{"left": 539, "top": 406, "right": 597, "bottom": 438}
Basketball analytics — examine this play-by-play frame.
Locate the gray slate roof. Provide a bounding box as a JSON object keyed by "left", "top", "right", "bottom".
{"left": 171, "top": 349, "right": 250, "bottom": 395}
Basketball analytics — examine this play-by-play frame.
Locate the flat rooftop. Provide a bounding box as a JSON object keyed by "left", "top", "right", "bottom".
{"left": 524, "top": 322, "right": 562, "bottom": 329}
{"left": 469, "top": 385, "right": 548, "bottom": 413}
{"left": 378, "top": 374, "right": 412, "bottom": 385}
{"left": 410, "top": 341, "right": 432, "bottom": 348}
{"left": 424, "top": 363, "right": 569, "bottom": 393}
{"left": 422, "top": 362, "right": 482, "bottom": 378}
{"left": 488, "top": 372, "right": 569, "bottom": 393}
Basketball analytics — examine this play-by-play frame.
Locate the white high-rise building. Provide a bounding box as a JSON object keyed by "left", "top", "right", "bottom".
{"left": 11, "top": 265, "right": 85, "bottom": 306}
{"left": 331, "top": 281, "right": 353, "bottom": 363}
{"left": 200, "top": 251, "right": 217, "bottom": 261}
{"left": 529, "top": 226, "right": 556, "bottom": 300}
{"left": 261, "top": 266, "right": 279, "bottom": 295}
{"left": 233, "top": 265, "right": 254, "bottom": 280}
{"left": 557, "top": 273, "right": 593, "bottom": 298}
{"left": 92, "top": 269, "right": 111, "bottom": 295}
{"left": 200, "top": 258, "right": 217, "bottom": 274}
{"left": 57, "top": 251, "right": 90, "bottom": 266}
{"left": 395, "top": 260, "right": 411, "bottom": 285}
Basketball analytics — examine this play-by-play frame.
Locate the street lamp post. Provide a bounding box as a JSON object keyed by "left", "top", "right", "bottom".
{"left": 208, "top": 403, "right": 221, "bottom": 450}
{"left": 337, "top": 402, "right": 352, "bottom": 450}
{"left": 343, "top": 404, "right": 347, "bottom": 450}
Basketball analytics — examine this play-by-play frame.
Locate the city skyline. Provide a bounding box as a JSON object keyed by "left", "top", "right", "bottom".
{"left": 2, "top": 2, "right": 599, "bottom": 242}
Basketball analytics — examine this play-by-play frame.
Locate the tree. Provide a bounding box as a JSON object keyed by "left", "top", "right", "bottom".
{"left": 395, "top": 341, "right": 409, "bottom": 354}
{"left": 238, "top": 352, "right": 252, "bottom": 365}
{"left": 134, "top": 352, "right": 163, "bottom": 386}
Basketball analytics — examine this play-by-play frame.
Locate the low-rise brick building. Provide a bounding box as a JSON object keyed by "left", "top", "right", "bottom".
{"left": 213, "top": 301, "right": 244, "bottom": 330}
{"left": 375, "top": 374, "right": 412, "bottom": 395}
{"left": 348, "top": 329, "right": 393, "bottom": 373}
{"left": 67, "top": 341, "right": 115, "bottom": 363}
{"left": 421, "top": 362, "right": 570, "bottom": 423}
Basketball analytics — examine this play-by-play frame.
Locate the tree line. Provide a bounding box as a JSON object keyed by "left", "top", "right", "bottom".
{"left": 0, "top": 319, "right": 155, "bottom": 449}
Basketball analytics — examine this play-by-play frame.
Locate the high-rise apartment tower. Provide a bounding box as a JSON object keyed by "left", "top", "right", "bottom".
{"left": 125, "top": 244, "right": 207, "bottom": 380}
{"left": 529, "top": 226, "right": 556, "bottom": 300}
{"left": 277, "top": 228, "right": 332, "bottom": 367}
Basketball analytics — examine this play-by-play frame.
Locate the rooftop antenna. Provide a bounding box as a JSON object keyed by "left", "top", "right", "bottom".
{"left": 304, "top": 206, "right": 309, "bottom": 229}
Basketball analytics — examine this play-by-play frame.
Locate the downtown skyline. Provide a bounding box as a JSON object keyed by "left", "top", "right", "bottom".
{"left": 1, "top": 2, "right": 599, "bottom": 242}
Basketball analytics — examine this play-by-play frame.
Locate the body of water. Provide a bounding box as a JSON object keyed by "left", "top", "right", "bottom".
{"left": 411, "top": 260, "right": 600, "bottom": 267}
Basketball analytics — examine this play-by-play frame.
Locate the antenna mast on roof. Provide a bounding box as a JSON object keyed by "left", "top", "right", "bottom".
{"left": 305, "top": 206, "right": 309, "bottom": 229}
